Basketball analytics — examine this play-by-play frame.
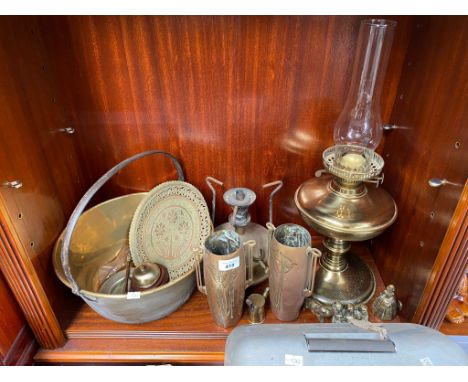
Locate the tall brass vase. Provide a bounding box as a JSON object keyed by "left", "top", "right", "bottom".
{"left": 195, "top": 230, "right": 255, "bottom": 328}
{"left": 267, "top": 223, "right": 321, "bottom": 321}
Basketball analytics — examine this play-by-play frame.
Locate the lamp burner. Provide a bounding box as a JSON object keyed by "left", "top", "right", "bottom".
{"left": 323, "top": 145, "right": 384, "bottom": 182}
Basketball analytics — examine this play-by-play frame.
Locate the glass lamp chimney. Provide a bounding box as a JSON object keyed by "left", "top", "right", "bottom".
{"left": 333, "top": 19, "right": 396, "bottom": 151}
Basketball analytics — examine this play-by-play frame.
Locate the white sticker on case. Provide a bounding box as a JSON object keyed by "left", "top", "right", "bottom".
{"left": 420, "top": 357, "right": 433, "bottom": 366}
{"left": 126, "top": 291, "right": 141, "bottom": 300}
{"left": 218, "top": 256, "right": 240, "bottom": 271}
{"left": 284, "top": 354, "right": 303, "bottom": 366}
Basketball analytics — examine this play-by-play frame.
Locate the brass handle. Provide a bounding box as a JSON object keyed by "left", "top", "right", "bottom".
{"left": 193, "top": 247, "right": 207, "bottom": 295}
{"left": 428, "top": 178, "right": 463, "bottom": 188}
{"left": 243, "top": 240, "right": 256, "bottom": 289}
{"left": 123, "top": 252, "right": 132, "bottom": 294}
{"left": 262, "top": 180, "right": 283, "bottom": 224}
{"left": 315, "top": 169, "right": 329, "bottom": 178}
{"left": 205, "top": 176, "right": 224, "bottom": 224}
{"left": 303, "top": 247, "right": 321, "bottom": 297}
{"left": 364, "top": 173, "right": 384, "bottom": 188}
{"left": 266, "top": 222, "right": 276, "bottom": 266}
{"left": 256, "top": 258, "right": 269, "bottom": 276}
{"left": 1, "top": 180, "right": 23, "bottom": 189}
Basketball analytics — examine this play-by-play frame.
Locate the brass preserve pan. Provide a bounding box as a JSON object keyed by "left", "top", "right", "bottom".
{"left": 53, "top": 150, "right": 196, "bottom": 324}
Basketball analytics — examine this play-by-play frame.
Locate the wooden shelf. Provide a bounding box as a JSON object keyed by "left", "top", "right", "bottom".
{"left": 35, "top": 245, "right": 400, "bottom": 365}
{"left": 439, "top": 321, "right": 468, "bottom": 336}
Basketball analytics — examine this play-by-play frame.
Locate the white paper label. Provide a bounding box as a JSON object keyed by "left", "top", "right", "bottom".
{"left": 126, "top": 291, "right": 141, "bottom": 300}
{"left": 284, "top": 354, "right": 303, "bottom": 366}
{"left": 218, "top": 256, "right": 240, "bottom": 271}
{"left": 420, "top": 357, "right": 433, "bottom": 366}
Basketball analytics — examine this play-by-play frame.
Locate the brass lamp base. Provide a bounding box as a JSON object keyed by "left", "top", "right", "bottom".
{"left": 312, "top": 238, "right": 376, "bottom": 305}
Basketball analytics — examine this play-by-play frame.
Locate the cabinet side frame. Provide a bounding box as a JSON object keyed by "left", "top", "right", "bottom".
{"left": 413, "top": 180, "right": 468, "bottom": 328}
{"left": 0, "top": 198, "right": 65, "bottom": 349}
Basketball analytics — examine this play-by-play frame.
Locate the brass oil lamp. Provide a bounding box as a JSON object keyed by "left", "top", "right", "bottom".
{"left": 295, "top": 19, "right": 398, "bottom": 305}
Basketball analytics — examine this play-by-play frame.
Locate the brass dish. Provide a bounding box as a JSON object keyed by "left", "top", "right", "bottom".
{"left": 129, "top": 181, "right": 212, "bottom": 280}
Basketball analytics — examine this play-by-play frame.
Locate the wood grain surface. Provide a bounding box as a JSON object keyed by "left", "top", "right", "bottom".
{"left": 440, "top": 321, "right": 468, "bottom": 336}
{"left": 0, "top": 17, "right": 87, "bottom": 293}
{"left": 0, "top": 16, "right": 84, "bottom": 348}
{"left": 371, "top": 16, "right": 468, "bottom": 321}
{"left": 37, "top": 16, "right": 411, "bottom": 227}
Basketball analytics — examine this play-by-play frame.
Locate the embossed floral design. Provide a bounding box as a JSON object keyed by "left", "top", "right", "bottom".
{"left": 178, "top": 221, "right": 190, "bottom": 235}
{"left": 207, "top": 263, "right": 240, "bottom": 322}
{"left": 167, "top": 210, "right": 179, "bottom": 223}
{"left": 271, "top": 251, "right": 297, "bottom": 311}
{"left": 154, "top": 223, "right": 166, "bottom": 237}
{"left": 130, "top": 181, "right": 212, "bottom": 279}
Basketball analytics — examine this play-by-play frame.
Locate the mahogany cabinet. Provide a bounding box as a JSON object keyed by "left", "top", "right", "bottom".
{"left": 0, "top": 15, "right": 466, "bottom": 364}
{"left": 0, "top": 271, "right": 36, "bottom": 365}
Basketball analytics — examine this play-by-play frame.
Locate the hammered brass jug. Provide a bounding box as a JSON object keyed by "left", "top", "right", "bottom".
{"left": 267, "top": 223, "right": 321, "bottom": 321}
{"left": 195, "top": 230, "right": 255, "bottom": 328}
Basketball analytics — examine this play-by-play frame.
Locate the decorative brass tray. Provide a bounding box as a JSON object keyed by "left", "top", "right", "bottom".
{"left": 129, "top": 181, "right": 212, "bottom": 280}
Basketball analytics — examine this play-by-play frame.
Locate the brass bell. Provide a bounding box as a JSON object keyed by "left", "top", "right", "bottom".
{"left": 372, "top": 284, "right": 402, "bottom": 321}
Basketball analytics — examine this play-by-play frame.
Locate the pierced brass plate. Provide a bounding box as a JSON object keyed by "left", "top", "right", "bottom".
{"left": 129, "top": 181, "right": 212, "bottom": 280}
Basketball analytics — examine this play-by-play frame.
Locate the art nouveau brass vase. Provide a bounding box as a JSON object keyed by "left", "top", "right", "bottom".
{"left": 194, "top": 230, "right": 255, "bottom": 328}
{"left": 267, "top": 223, "right": 321, "bottom": 321}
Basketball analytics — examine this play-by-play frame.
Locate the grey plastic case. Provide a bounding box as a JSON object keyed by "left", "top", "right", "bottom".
{"left": 224, "top": 323, "right": 468, "bottom": 366}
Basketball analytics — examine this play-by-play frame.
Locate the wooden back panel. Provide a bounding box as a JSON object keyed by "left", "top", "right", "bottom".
{"left": 372, "top": 16, "right": 468, "bottom": 320}
{"left": 37, "top": 16, "right": 411, "bottom": 228}
{"left": 0, "top": 16, "right": 82, "bottom": 347}
{"left": 0, "top": 16, "right": 88, "bottom": 304}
